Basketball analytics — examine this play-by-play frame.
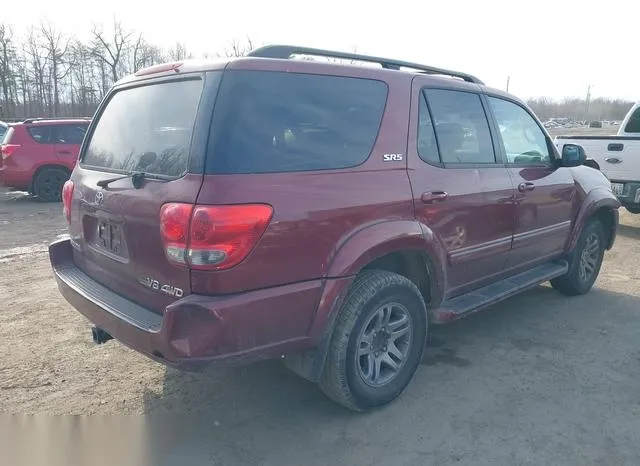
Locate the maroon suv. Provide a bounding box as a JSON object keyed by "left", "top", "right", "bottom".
{"left": 48, "top": 45, "right": 619, "bottom": 411}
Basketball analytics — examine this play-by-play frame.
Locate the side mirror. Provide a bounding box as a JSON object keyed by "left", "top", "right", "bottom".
{"left": 561, "top": 144, "right": 586, "bottom": 167}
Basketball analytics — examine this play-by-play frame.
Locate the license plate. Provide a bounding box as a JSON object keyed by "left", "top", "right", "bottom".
{"left": 611, "top": 183, "right": 624, "bottom": 196}
{"left": 96, "top": 221, "right": 124, "bottom": 256}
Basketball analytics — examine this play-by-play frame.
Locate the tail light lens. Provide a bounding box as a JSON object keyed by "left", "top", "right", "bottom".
{"left": 1, "top": 144, "right": 21, "bottom": 159}
{"left": 62, "top": 180, "right": 74, "bottom": 223}
{"left": 160, "top": 203, "right": 273, "bottom": 271}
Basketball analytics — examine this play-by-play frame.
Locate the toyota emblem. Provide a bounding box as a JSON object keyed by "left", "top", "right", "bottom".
{"left": 95, "top": 190, "right": 104, "bottom": 205}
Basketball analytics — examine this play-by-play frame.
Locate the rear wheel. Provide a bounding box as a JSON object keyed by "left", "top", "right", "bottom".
{"left": 551, "top": 219, "right": 605, "bottom": 296}
{"left": 319, "top": 270, "right": 427, "bottom": 412}
{"left": 33, "top": 167, "right": 69, "bottom": 202}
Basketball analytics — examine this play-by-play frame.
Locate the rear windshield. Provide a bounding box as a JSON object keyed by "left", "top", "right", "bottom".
{"left": 207, "top": 71, "right": 388, "bottom": 174}
{"left": 82, "top": 78, "right": 203, "bottom": 177}
{"left": 624, "top": 106, "right": 640, "bottom": 134}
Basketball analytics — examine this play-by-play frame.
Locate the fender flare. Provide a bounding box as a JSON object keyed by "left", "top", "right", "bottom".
{"left": 566, "top": 187, "right": 620, "bottom": 252}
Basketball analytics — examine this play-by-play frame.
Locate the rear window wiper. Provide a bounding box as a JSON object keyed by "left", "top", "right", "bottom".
{"left": 96, "top": 172, "right": 170, "bottom": 189}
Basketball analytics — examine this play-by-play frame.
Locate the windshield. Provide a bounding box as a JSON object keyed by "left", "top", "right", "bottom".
{"left": 81, "top": 77, "right": 203, "bottom": 177}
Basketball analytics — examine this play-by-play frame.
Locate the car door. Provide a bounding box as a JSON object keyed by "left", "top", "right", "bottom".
{"left": 484, "top": 94, "right": 575, "bottom": 270}
{"left": 407, "top": 81, "right": 516, "bottom": 298}
{"left": 51, "top": 123, "right": 88, "bottom": 170}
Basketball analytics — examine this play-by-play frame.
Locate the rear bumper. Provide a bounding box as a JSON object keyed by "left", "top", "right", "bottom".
{"left": 610, "top": 180, "right": 640, "bottom": 205}
{"left": 0, "top": 166, "right": 30, "bottom": 190}
{"left": 49, "top": 237, "right": 322, "bottom": 371}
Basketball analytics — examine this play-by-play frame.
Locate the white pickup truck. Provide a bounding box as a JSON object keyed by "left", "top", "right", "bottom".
{"left": 554, "top": 102, "right": 640, "bottom": 213}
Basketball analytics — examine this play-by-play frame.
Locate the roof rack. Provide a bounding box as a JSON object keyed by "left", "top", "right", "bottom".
{"left": 22, "top": 116, "right": 91, "bottom": 124}
{"left": 247, "top": 45, "right": 484, "bottom": 84}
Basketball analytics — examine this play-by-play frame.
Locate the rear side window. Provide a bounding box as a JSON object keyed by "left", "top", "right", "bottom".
{"left": 625, "top": 107, "right": 640, "bottom": 133}
{"left": 0, "top": 124, "right": 7, "bottom": 142}
{"left": 27, "top": 126, "right": 51, "bottom": 143}
{"left": 207, "top": 71, "right": 388, "bottom": 174}
{"left": 82, "top": 78, "right": 203, "bottom": 177}
{"left": 1, "top": 125, "right": 10, "bottom": 144}
{"left": 52, "top": 124, "right": 89, "bottom": 145}
{"left": 424, "top": 89, "right": 495, "bottom": 164}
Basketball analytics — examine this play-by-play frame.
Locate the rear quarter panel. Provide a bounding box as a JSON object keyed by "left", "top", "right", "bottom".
{"left": 191, "top": 64, "right": 421, "bottom": 295}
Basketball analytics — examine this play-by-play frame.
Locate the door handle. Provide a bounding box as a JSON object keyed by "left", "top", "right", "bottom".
{"left": 518, "top": 182, "right": 535, "bottom": 192}
{"left": 58, "top": 150, "right": 72, "bottom": 155}
{"left": 421, "top": 191, "right": 448, "bottom": 203}
{"left": 605, "top": 157, "right": 622, "bottom": 164}
{"left": 607, "top": 143, "right": 624, "bottom": 151}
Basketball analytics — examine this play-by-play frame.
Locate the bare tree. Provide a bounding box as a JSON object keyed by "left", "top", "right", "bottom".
{"left": 40, "top": 22, "right": 70, "bottom": 116}
{"left": 168, "top": 42, "right": 191, "bottom": 61}
{"left": 91, "top": 19, "right": 131, "bottom": 84}
{"left": 220, "top": 36, "right": 254, "bottom": 57}
{"left": 0, "top": 24, "right": 16, "bottom": 117}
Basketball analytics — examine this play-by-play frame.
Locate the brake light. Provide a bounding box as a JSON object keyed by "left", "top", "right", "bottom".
{"left": 62, "top": 180, "right": 74, "bottom": 223}
{"left": 135, "top": 62, "right": 183, "bottom": 76}
{"left": 1, "top": 144, "right": 20, "bottom": 159}
{"left": 159, "top": 203, "right": 273, "bottom": 270}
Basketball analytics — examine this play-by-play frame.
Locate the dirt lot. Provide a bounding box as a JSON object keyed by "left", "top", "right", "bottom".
{"left": 2, "top": 180, "right": 640, "bottom": 464}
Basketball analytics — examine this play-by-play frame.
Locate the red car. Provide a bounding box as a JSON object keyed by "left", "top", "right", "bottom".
{"left": 0, "top": 117, "right": 91, "bottom": 201}
{"left": 49, "top": 46, "right": 619, "bottom": 411}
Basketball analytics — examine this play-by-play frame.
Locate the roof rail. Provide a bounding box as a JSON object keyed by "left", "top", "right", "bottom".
{"left": 22, "top": 116, "right": 91, "bottom": 124}
{"left": 246, "top": 45, "right": 484, "bottom": 84}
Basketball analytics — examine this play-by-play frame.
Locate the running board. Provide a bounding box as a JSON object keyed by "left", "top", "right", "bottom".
{"left": 432, "top": 261, "right": 569, "bottom": 323}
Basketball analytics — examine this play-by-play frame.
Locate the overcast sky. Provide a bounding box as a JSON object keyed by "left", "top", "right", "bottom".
{"left": 4, "top": 0, "right": 638, "bottom": 102}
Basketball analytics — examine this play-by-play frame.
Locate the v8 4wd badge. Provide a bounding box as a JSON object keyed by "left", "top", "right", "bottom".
{"left": 138, "top": 277, "right": 184, "bottom": 298}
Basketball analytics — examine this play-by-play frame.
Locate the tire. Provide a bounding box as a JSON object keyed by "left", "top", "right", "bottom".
{"left": 551, "top": 219, "right": 605, "bottom": 296}
{"left": 33, "top": 167, "right": 69, "bottom": 202}
{"left": 319, "top": 270, "right": 428, "bottom": 412}
{"left": 624, "top": 204, "right": 640, "bottom": 214}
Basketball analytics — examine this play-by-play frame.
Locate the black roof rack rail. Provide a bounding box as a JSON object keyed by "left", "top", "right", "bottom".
{"left": 246, "top": 45, "right": 484, "bottom": 84}
{"left": 22, "top": 116, "right": 91, "bottom": 124}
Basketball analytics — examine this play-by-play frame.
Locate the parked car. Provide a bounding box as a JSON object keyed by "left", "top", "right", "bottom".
{"left": 589, "top": 120, "right": 603, "bottom": 128}
{"left": 49, "top": 45, "right": 619, "bottom": 412}
{"left": 554, "top": 102, "right": 640, "bottom": 213}
{"left": 0, "top": 117, "right": 91, "bottom": 201}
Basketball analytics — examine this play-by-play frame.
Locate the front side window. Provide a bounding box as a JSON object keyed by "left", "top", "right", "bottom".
{"left": 487, "top": 96, "right": 551, "bottom": 165}
{"left": 424, "top": 89, "right": 496, "bottom": 164}
{"left": 52, "top": 124, "right": 89, "bottom": 145}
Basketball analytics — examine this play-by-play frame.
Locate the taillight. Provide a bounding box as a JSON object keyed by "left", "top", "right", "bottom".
{"left": 62, "top": 180, "right": 74, "bottom": 223}
{"left": 159, "top": 203, "right": 273, "bottom": 270}
{"left": 0, "top": 144, "right": 21, "bottom": 159}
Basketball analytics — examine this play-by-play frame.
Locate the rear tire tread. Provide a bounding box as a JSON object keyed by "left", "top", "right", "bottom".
{"left": 319, "top": 269, "right": 427, "bottom": 412}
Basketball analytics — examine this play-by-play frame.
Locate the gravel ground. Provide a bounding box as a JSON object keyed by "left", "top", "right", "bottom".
{"left": 1, "top": 187, "right": 640, "bottom": 465}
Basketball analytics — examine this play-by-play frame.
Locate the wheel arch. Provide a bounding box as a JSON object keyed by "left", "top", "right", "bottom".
{"left": 30, "top": 163, "right": 71, "bottom": 192}
{"left": 567, "top": 188, "right": 620, "bottom": 253}
{"left": 285, "top": 220, "right": 446, "bottom": 383}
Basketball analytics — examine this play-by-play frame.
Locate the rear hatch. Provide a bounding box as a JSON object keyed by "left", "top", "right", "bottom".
{"left": 68, "top": 73, "right": 214, "bottom": 313}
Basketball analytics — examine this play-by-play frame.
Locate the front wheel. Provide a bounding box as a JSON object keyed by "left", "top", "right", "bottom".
{"left": 551, "top": 219, "right": 605, "bottom": 296}
{"left": 319, "top": 270, "right": 428, "bottom": 412}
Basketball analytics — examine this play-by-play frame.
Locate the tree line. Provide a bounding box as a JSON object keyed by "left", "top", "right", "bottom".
{"left": 526, "top": 97, "right": 635, "bottom": 122}
{"left": 0, "top": 20, "right": 253, "bottom": 120}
